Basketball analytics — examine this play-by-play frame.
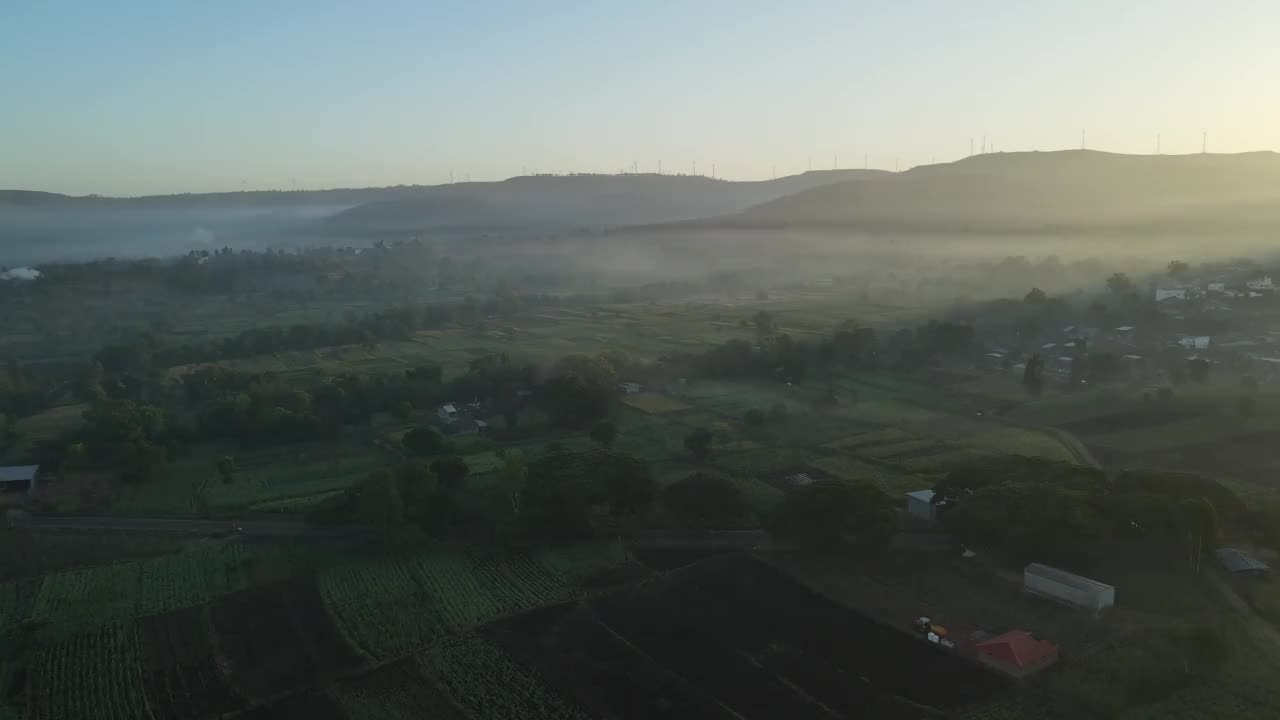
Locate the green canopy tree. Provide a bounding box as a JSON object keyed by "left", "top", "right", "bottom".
{"left": 358, "top": 469, "right": 404, "bottom": 545}
{"left": 1179, "top": 498, "right": 1218, "bottom": 572}
{"left": 684, "top": 428, "right": 713, "bottom": 464}
{"left": 401, "top": 426, "right": 444, "bottom": 457}
{"left": 589, "top": 420, "right": 619, "bottom": 447}
{"left": 767, "top": 480, "right": 896, "bottom": 552}
{"left": 430, "top": 455, "right": 470, "bottom": 491}
{"left": 662, "top": 472, "right": 746, "bottom": 529}
{"left": 217, "top": 455, "right": 236, "bottom": 485}
{"left": 538, "top": 354, "right": 619, "bottom": 428}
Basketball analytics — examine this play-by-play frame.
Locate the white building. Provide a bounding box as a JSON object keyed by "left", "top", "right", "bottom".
{"left": 1247, "top": 277, "right": 1274, "bottom": 291}
{"left": 1178, "top": 336, "right": 1211, "bottom": 350}
{"left": 1155, "top": 287, "right": 1187, "bottom": 302}
{"left": 437, "top": 404, "right": 458, "bottom": 424}
{"left": 1207, "top": 282, "right": 1226, "bottom": 293}
{"left": 619, "top": 382, "right": 643, "bottom": 394}
{"left": 1023, "top": 563, "right": 1115, "bottom": 614}
{"left": 905, "top": 489, "right": 940, "bottom": 522}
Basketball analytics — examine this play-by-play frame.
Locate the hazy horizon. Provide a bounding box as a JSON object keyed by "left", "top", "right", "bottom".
{"left": 4, "top": 0, "right": 1278, "bottom": 196}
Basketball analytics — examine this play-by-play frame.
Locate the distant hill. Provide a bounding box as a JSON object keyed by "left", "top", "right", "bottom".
{"left": 0, "top": 186, "right": 427, "bottom": 210}
{"left": 727, "top": 150, "right": 1280, "bottom": 233}
{"left": 322, "top": 170, "right": 886, "bottom": 234}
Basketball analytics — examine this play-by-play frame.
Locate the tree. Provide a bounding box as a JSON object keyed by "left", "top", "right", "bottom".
{"left": 391, "top": 401, "right": 413, "bottom": 422}
{"left": 1179, "top": 498, "right": 1218, "bottom": 572}
{"left": 589, "top": 420, "right": 619, "bottom": 447}
{"left": 521, "top": 449, "right": 654, "bottom": 540}
{"left": 662, "top": 472, "right": 746, "bottom": 529}
{"left": 430, "top": 455, "right": 470, "bottom": 491}
{"left": 392, "top": 460, "right": 440, "bottom": 526}
{"left": 769, "top": 403, "right": 788, "bottom": 423}
{"left": 753, "top": 310, "right": 777, "bottom": 338}
{"left": 538, "top": 354, "right": 618, "bottom": 428}
{"left": 684, "top": 428, "right": 713, "bottom": 464}
{"left": 742, "top": 408, "right": 765, "bottom": 429}
{"left": 1023, "top": 354, "right": 1045, "bottom": 395}
{"left": 942, "top": 482, "right": 1106, "bottom": 565}
{"left": 496, "top": 452, "right": 528, "bottom": 516}
{"left": 217, "top": 455, "right": 236, "bottom": 485}
{"left": 1024, "top": 287, "right": 1048, "bottom": 304}
{"left": 1106, "top": 272, "right": 1136, "bottom": 298}
{"left": 1167, "top": 260, "right": 1191, "bottom": 280}
{"left": 1187, "top": 358, "right": 1210, "bottom": 383}
{"left": 767, "top": 480, "right": 896, "bottom": 552}
{"left": 401, "top": 426, "right": 444, "bottom": 457}
{"left": 358, "top": 469, "right": 404, "bottom": 544}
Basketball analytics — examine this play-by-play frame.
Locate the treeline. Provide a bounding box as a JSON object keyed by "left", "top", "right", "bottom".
{"left": 687, "top": 314, "right": 973, "bottom": 383}
{"left": 934, "top": 455, "right": 1243, "bottom": 570}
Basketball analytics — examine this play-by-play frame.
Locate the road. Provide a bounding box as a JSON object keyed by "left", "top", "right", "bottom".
{"left": 10, "top": 515, "right": 365, "bottom": 539}
{"left": 1046, "top": 427, "right": 1102, "bottom": 469}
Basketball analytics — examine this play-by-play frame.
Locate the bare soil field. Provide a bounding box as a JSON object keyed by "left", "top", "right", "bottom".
{"left": 490, "top": 553, "right": 1009, "bottom": 720}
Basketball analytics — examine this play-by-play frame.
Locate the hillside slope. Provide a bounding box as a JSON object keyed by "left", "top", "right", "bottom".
{"left": 731, "top": 150, "right": 1280, "bottom": 233}
{"left": 324, "top": 170, "right": 886, "bottom": 233}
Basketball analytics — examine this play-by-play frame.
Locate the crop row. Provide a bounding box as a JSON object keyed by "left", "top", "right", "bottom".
{"left": 419, "top": 634, "right": 589, "bottom": 720}
{"left": 27, "top": 624, "right": 152, "bottom": 720}
{"left": 319, "top": 543, "right": 630, "bottom": 662}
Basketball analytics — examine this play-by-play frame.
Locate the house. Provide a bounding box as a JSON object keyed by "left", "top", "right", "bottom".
{"left": 1023, "top": 563, "right": 1115, "bottom": 614}
{"left": 0, "top": 465, "right": 39, "bottom": 494}
{"left": 1178, "top": 336, "right": 1211, "bottom": 350}
{"left": 1155, "top": 287, "right": 1187, "bottom": 302}
{"left": 437, "top": 404, "right": 458, "bottom": 424}
{"left": 619, "top": 382, "right": 643, "bottom": 394}
{"left": 905, "top": 489, "right": 940, "bottom": 522}
{"left": 976, "top": 630, "right": 1059, "bottom": 678}
{"left": 1247, "top": 276, "right": 1274, "bottom": 291}
{"left": 1207, "top": 282, "right": 1227, "bottom": 293}
{"left": 1216, "top": 548, "right": 1270, "bottom": 576}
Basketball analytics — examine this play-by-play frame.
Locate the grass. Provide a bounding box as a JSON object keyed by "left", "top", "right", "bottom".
{"left": 621, "top": 393, "right": 692, "bottom": 414}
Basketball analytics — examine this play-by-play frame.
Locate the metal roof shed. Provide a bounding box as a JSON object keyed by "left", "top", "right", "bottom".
{"left": 904, "top": 489, "right": 938, "bottom": 522}
{"left": 0, "top": 465, "right": 39, "bottom": 494}
{"left": 1216, "top": 548, "right": 1270, "bottom": 576}
{"left": 1023, "top": 563, "right": 1115, "bottom": 614}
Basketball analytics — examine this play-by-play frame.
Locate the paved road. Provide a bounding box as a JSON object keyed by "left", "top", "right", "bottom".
{"left": 10, "top": 515, "right": 365, "bottom": 538}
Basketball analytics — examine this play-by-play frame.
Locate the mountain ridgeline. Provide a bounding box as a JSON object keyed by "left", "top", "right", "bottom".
{"left": 728, "top": 150, "right": 1280, "bottom": 234}
{"left": 4, "top": 151, "right": 1280, "bottom": 266}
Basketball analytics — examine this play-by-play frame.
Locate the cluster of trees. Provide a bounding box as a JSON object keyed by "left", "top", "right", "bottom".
{"left": 690, "top": 316, "right": 973, "bottom": 386}
{"left": 935, "top": 456, "right": 1241, "bottom": 570}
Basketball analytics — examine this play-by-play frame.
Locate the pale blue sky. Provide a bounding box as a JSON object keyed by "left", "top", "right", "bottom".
{"left": 3, "top": 0, "right": 1277, "bottom": 195}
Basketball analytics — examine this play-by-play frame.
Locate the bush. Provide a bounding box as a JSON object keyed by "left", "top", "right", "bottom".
{"left": 402, "top": 426, "right": 444, "bottom": 456}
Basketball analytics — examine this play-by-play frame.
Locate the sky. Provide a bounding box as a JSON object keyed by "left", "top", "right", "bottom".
{"left": 3, "top": 0, "right": 1278, "bottom": 196}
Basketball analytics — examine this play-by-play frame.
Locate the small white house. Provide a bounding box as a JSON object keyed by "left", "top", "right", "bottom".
{"left": 1247, "top": 277, "right": 1274, "bottom": 291}
{"left": 1178, "top": 336, "right": 1211, "bottom": 350}
{"left": 619, "top": 382, "right": 643, "bottom": 394}
{"left": 905, "top": 489, "right": 939, "bottom": 522}
{"left": 1024, "top": 563, "right": 1115, "bottom": 614}
{"left": 1207, "top": 282, "right": 1226, "bottom": 293}
{"left": 437, "top": 404, "right": 458, "bottom": 424}
{"left": 1155, "top": 287, "right": 1187, "bottom": 302}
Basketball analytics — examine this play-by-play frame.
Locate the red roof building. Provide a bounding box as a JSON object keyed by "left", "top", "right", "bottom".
{"left": 975, "top": 630, "right": 1058, "bottom": 678}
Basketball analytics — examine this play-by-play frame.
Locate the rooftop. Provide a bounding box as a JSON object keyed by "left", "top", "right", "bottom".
{"left": 977, "top": 630, "right": 1058, "bottom": 669}
{"left": 1216, "top": 548, "right": 1270, "bottom": 574}
{"left": 1025, "top": 563, "right": 1114, "bottom": 593}
{"left": 905, "top": 489, "right": 935, "bottom": 503}
{"left": 0, "top": 465, "right": 38, "bottom": 483}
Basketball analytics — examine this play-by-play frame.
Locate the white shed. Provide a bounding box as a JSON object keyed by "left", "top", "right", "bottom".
{"left": 1023, "top": 563, "right": 1115, "bottom": 614}
{"left": 905, "top": 489, "right": 938, "bottom": 522}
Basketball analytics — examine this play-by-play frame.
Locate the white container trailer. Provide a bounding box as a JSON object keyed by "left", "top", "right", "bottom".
{"left": 1023, "top": 563, "right": 1115, "bottom": 614}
